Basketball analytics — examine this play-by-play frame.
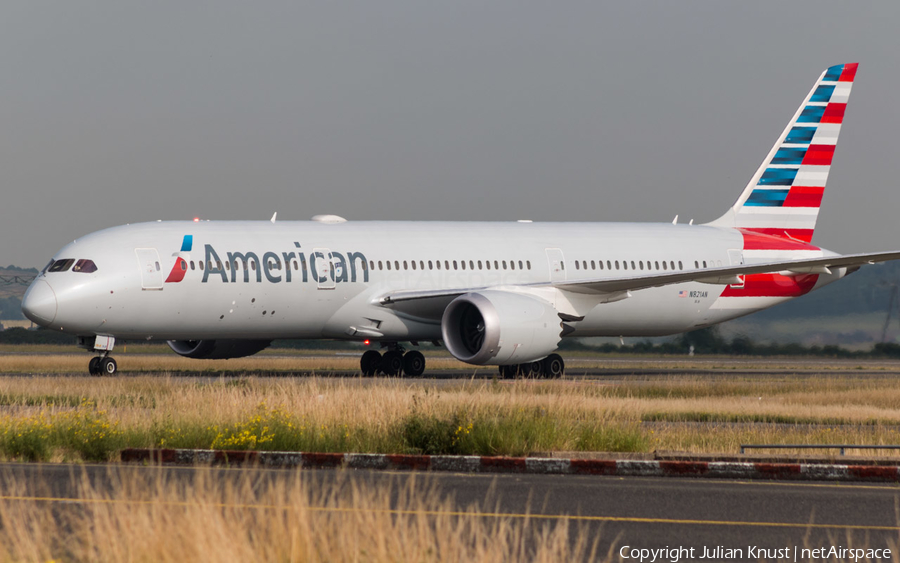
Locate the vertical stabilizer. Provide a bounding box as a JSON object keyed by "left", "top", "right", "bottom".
{"left": 707, "top": 63, "right": 857, "bottom": 242}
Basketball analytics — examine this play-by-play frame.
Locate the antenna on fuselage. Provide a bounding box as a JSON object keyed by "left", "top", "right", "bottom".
{"left": 270, "top": 212, "right": 277, "bottom": 224}
{"left": 672, "top": 215, "right": 678, "bottom": 225}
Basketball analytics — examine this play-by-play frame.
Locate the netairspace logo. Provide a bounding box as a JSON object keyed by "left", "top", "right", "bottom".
{"left": 618, "top": 545, "right": 892, "bottom": 562}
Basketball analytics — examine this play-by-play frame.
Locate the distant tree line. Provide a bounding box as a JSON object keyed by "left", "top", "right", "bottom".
{"left": 558, "top": 327, "right": 900, "bottom": 358}
{"left": 1, "top": 265, "right": 38, "bottom": 273}
{"left": 0, "top": 297, "right": 24, "bottom": 320}
{"left": 3, "top": 326, "right": 900, "bottom": 358}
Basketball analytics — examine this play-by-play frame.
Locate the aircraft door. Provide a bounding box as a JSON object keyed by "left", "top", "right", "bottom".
{"left": 135, "top": 248, "right": 164, "bottom": 290}
{"left": 313, "top": 248, "right": 336, "bottom": 290}
{"left": 545, "top": 248, "right": 567, "bottom": 283}
{"left": 727, "top": 248, "right": 745, "bottom": 288}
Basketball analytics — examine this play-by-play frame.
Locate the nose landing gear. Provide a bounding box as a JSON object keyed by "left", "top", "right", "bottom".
{"left": 79, "top": 335, "right": 118, "bottom": 376}
{"left": 88, "top": 355, "right": 118, "bottom": 376}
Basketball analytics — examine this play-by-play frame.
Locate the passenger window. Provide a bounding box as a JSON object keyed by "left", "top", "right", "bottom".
{"left": 703, "top": 261, "right": 707, "bottom": 268}
{"left": 486, "top": 261, "right": 491, "bottom": 270}
{"left": 394, "top": 261, "right": 400, "bottom": 270}
{"left": 411, "top": 261, "right": 416, "bottom": 270}
{"left": 575, "top": 261, "right": 580, "bottom": 270}
{"left": 470, "top": 260, "right": 475, "bottom": 270}
{"left": 662, "top": 261, "right": 667, "bottom": 270}
{"left": 436, "top": 261, "right": 441, "bottom": 270}
{"left": 494, "top": 260, "right": 499, "bottom": 269}
{"left": 678, "top": 261, "right": 683, "bottom": 270}
{"left": 694, "top": 261, "right": 699, "bottom": 269}
{"left": 478, "top": 260, "right": 483, "bottom": 269}
{"left": 199, "top": 261, "right": 205, "bottom": 271}
{"left": 502, "top": 261, "right": 507, "bottom": 270}
{"left": 445, "top": 260, "right": 450, "bottom": 270}
{"left": 225, "top": 261, "right": 231, "bottom": 271}
{"left": 378, "top": 261, "right": 383, "bottom": 270}
{"left": 606, "top": 261, "right": 611, "bottom": 270}
{"left": 599, "top": 261, "right": 604, "bottom": 270}
{"left": 428, "top": 260, "right": 433, "bottom": 270}
{"left": 157, "top": 262, "right": 162, "bottom": 271}
{"left": 180, "top": 261, "right": 186, "bottom": 272}
{"left": 631, "top": 261, "right": 636, "bottom": 270}
{"left": 519, "top": 261, "right": 524, "bottom": 270}
{"left": 403, "top": 260, "right": 408, "bottom": 270}
{"left": 510, "top": 261, "right": 515, "bottom": 270}
{"left": 387, "top": 261, "right": 392, "bottom": 271}
{"left": 654, "top": 261, "right": 659, "bottom": 270}
{"left": 190, "top": 261, "right": 195, "bottom": 270}
{"left": 623, "top": 261, "right": 628, "bottom": 270}
{"left": 251, "top": 262, "right": 257, "bottom": 271}
{"left": 639, "top": 261, "right": 644, "bottom": 270}
{"left": 591, "top": 260, "right": 596, "bottom": 270}
{"left": 615, "top": 261, "right": 619, "bottom": 270}
{"left": 453, "top": 260, "right": 458, "bottom": 270}
{"left": 670, "top": 261, "right": 676, "bottom": 270}
{"left": 527, "top": 260, "right": 531, "bottom": 270}
{"left": 461, "top": 261, "right": 466, "bottom": 270}
{"left": 369, "top": 261, "right": 375, "bottom": 271}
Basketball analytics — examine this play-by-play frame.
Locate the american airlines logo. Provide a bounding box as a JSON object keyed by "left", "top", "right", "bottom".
{"left": 165, "top": 236, "right": 370, "bottom": 285}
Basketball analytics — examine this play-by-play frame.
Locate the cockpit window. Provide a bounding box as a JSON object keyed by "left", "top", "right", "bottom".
{"left": 48, "top": 259, "right": 75, "bottom": 273}
{"left": 41, "top": 260, "right": 54, "bottom": 274}
{"left": 72, "top": 259, "right": 98, "bottom": 273}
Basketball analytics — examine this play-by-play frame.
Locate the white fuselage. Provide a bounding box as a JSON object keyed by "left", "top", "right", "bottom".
{"left": 24, "top": 219, "right": 842, "bottom": 343}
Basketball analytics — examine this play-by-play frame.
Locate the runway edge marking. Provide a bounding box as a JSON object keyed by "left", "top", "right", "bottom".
{"left": 119, "top": 449, "right": 900, "bottom": 482}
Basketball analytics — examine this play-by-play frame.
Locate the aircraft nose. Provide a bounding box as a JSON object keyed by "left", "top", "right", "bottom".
{"left": 22, "top": 279, "right": 58, "bottom": 326}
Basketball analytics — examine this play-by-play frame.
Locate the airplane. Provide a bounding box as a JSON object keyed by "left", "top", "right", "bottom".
{"left": 21, "top": 63, "right": 900, "bottom": 377}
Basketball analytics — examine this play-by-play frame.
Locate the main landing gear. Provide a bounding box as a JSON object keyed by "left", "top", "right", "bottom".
{"left": 78, "top": 335, "right": 118, "bottom": 376}
{"left": 360, "top": 345, "right": 426, "bottom": 377}
{"left": 498, "top": 354, "right": 565, "bottom": 379}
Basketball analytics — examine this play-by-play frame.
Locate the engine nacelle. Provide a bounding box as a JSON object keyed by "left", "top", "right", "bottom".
{"left": 441, "top": 291, "right": 562, "bottom": 365}
{"left": 166, "top": 339, "right": 272, "bottom": 359}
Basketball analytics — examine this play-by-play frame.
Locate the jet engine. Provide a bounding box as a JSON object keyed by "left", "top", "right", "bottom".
{"left": 167, "top": 339, "right": 272, "bottom": 359}
{"left": 441, "top": 291, "right": 562, "bottom": 365}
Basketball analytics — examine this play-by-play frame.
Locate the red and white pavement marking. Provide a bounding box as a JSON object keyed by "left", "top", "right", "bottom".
{"left": 118, "top": 448, "right": 900, "bottom": 482}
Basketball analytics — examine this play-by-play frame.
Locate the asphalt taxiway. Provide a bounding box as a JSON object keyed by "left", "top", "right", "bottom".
{"left": 3, "top": 462, "right": 899, "bottom": 556}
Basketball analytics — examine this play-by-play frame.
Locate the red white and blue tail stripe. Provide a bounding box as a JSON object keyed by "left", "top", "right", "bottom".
{"left": 708, "top": 63, "right": 857, "bottom": 243}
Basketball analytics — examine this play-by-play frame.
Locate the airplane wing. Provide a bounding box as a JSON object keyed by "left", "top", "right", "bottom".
{"left": 378, "top": 251, "right": 900, "bottom": 305}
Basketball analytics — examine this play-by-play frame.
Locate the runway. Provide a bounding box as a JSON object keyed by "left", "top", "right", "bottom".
{"left": 4, "top": 462, "right": 899, "bottom": 556}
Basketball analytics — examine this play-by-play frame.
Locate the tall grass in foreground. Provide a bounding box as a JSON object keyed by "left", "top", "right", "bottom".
{"left": 0, "top": 467, "right": 597, "bottom": 563}
{"left": 3, "top": 375, "right": 900, "bottom": 460}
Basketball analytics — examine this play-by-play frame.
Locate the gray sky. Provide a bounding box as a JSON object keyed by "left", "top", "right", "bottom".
{"left": 3, "top": 2, "right": 899, "bottom": 267}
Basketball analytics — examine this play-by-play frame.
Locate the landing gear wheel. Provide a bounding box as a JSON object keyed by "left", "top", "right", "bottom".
{"left": 402, "top": 351, "right": 426, "bottom": 377}
{"left": 88, "top": 357, "right": 101, "bottom": 376}
{"left": 527, "top": 361, "right": 543, "bottom": 378}
{"left": 360, "top": 350, "right": 382, "bottom": 376}
{"left": 542, "top": 354, "right": 564, "bottom": 378}
{"left": 381, "top": 351, "right": 404, "bottom": 376}
{"left": 499, "top": 365, "right": 515, "bottom": 380}
{"left": 99, "top": 357, "right": 117, "bottom": 376}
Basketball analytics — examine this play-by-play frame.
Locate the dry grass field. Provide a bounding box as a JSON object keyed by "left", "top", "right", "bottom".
{"left": 1, "top": 352, "right": 900, "bottom": 460}
{"left": 0, "top": 466, "right": 596, "bottom": 562}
